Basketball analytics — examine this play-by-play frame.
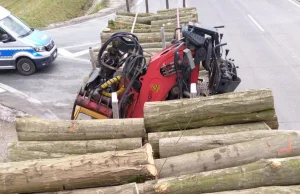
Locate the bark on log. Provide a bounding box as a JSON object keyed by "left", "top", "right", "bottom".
{"left": 144, "top": 89, "right": 278, "bottom": 132}
{"left": 151, "top": 16, "right": 198, "bottom": 26}
{"left": 205, "top": 186, "right": 300, "bottom": 194}
{"left": 157, "top": 7, "right": 197, "bottom": 14}
{"left": 101, "top": 32, "right": 174, "bottom": 43}
{"left": 16, "top": 116, "right": 146, "bottom": 141}
{"left": 8, "top": 138, "right": 142, "bottom": 161}
{"left": 139, "top": 156, "right": 300, "bottom": 194}
{"left": 159, "top": 130, "right": 294, "bottom": 158}
{"left": 155, "top": 133, "right": 299, "bottom": 178}
{"left": 115, "top": 12, "right": 197, "bottom": 25}
{"left": 41, "top": 182, "right": 139, "bottom": 194}
{"left": 148, "top": 122, "right": 271, "bottom": 158}
{"left": 0, "top": 144, "right": 157, "bottom": 194}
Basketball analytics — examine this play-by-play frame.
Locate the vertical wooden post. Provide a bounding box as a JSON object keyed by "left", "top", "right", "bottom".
{"left": 145, "top": 0, "right": 149, "bottom": 13}
{"left": 166, "top": 0, "right": 169, "bottom": 9}
{"left": 183, "top": 0, "right": 186, "bottom": 8}
{"left": 161, "top": 26, "right": 166, "bottom": 49}
{"left": 126, "top": 0, "right": 130, "bottom": 12}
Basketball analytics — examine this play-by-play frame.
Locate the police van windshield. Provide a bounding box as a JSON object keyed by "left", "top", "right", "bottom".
{"left": 0, "top": 14, "right": 32, "bottom": 38}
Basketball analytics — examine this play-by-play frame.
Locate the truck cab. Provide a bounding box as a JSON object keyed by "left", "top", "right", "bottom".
{"left": 0, "top": 6, "right": 57, "bottom": 75}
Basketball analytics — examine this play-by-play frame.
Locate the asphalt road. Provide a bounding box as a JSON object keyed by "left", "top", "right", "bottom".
{"left": 1, "top": 0, "right": 300, "bottom": 129}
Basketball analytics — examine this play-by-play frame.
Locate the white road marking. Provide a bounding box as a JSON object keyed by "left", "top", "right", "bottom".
{"left": 0, "top": 88, "right": 6, "bottom": 93}
{"left": 57, "top": 48, "right": 75, "bottom": 57}
{"left": 247, "top": 14, "right": 265, "bottom": 32}
{"left": 61, "top": 42, "right": 101, "bottom": 49}
{"left": 0, "top": 83, "right": 42, "bottom": 105}
{"left": 73, "top": 49, "right": 90, "bottom": 57}
{"left": 0, "top": 83, "right": 59, "bottom": 119}
{"left": 59, "top": 56, "right": 90, "bottom": 63}
{"left": 288, "top": 0, "right": 300, "bottom": 8}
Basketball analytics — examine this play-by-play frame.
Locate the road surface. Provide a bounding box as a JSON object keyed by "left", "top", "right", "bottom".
{"left": 1, "top": 0, "right": 300, "bottom": 129}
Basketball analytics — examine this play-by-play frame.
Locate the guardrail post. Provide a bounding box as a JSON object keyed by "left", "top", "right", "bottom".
{"left": 145, "top": 0, "right": 149, "bottom": 13}
{"left": 161, "top": 26, "right": 166, "bottom": 49}
{"left": 126, "top": 0, "right": 130, "bottom": 12}
{"left": 166, "top": 0, "right": 169, "bottom": 9}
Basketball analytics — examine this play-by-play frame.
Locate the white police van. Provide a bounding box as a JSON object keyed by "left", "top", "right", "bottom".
{"left": 0, "top": 6, "right": 57, "bottom": 75}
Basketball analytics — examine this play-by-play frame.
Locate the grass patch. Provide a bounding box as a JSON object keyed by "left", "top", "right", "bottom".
{"left": 0, "top": 0, "right": 94, "bottom": 28}
{"left": 91, "top": 0, "right": 109, "bottom": 14}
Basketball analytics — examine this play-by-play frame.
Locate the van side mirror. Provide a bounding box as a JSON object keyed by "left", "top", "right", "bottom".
{"left": 1, "top": 34, "right": 10, "bottom": 43}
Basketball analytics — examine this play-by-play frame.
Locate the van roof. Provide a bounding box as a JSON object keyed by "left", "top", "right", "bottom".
{"left": 0, "top": 6, "right": 10, "bottom": 20}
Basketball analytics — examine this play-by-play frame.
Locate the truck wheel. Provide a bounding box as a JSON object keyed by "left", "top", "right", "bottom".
{"left": 16, "top": 58, "right": 36, "bottom": 76}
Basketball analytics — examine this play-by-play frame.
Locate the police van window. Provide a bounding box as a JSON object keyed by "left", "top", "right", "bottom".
{"left": 0, "top": 14, "right": 32, "bottom": 38}
{"left": 0, "top": 27, "right": 6, "bottom": 40}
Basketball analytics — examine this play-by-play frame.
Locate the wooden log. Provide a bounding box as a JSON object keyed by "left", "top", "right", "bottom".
{"left": 159, "top": 130, "right": 295, "bottom": 158}
{"left": 108, "top": 20, "right": 151, "bottom": 30}
{"left": 117, "top": 11, "right": 155, "bottom": 17}
{"left": 151, "top": 15, "right": 198, "bottom": 26}
{"left": 144, "top": 89, "right": 278, "bottom": 132}
{"left": 41, "top": 182, "right": 139, "bottom": 194}
{"left": 0, "top": 144, "right": 157, "bottom": 194}
{"left": 16, "top": 116, "right": 146, "bottom": 141}
{"left": 115, "top": 12, "right": 197, "bottom": 25}
{"left": 205, "top": 186, "right": 300, "bottom": 194}
{"left": 101, "top": 32, "right": 174, "bottom": 43}
{"left": 155, "top": 133, "right": 300, "bottom": 178}
{"left": 8, "top": 138, "right": 142, "bottom": 161}
{"left": 148, "top": 122, "right": 271, "bottom": 158}
{"left": 157, "top": 7, "right": 197, "bottom": 14}
{"left": 140, "top": 156, "right": 300, "bottom": 194}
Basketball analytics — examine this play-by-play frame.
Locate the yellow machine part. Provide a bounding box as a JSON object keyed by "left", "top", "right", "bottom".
{"left": 73, "top": 106, "right": 108, "bottom": 120}
{"left": 72, "top": 75, "right": 125, "bottom": 119}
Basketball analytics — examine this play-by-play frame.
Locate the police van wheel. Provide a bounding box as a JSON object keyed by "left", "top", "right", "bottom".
{"left": 16, "top": 58, "right": 36, "bottom": 76}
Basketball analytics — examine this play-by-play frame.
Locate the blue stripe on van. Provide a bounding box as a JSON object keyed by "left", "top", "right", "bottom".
{"left": 0, "top": 49, "right": 42, "bottom": 58}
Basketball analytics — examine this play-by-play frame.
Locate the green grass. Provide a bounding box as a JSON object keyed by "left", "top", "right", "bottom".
{"left": 91, "top": 0, "right": 109, "bottom": 14}
{"left": 0, "top": 0, "right": 94, "bottom": 28}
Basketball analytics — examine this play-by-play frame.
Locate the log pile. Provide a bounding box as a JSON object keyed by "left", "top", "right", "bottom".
{"left": 2, "top": 89, "right": 300, "bottom": 192}
{"left": 91, "top": 7, "right": 199, "bottom": 66}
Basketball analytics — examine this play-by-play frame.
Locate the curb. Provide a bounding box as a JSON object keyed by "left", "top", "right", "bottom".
{"left": 40, "top": 0, "right": 134, "bottom": 31}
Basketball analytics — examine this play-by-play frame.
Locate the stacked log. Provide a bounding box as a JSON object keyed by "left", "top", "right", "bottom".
{"left": 92, "top": 7, "right": 199, "bottom": 65}
{"left": 0, "top": 144, "right": 156, "bottom": 194}
{"left": 6, "top": 88, "right": 300, "bottom": 194}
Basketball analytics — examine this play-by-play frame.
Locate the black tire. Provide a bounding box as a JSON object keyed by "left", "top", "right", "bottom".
{"left": 16, "top": 58, "right": 36, "bottom": 76}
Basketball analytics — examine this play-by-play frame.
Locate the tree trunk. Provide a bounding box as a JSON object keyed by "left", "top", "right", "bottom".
{"left": 151, "top": 15, "right": 198, "bottom": 26}
{"left": 204, "top": 186, "right": 300, "bottom": 194}
{"left": 16, "top": 116, "right": 146, "bottom": 141}
{"left": 7, "top": 138, "right": 142, "bottom": 161}
{"left": 40, "top": 183, "right": 139, "bottom": 194}
{"left": 159, "top": 130, "right": 294, "bottom": 158}
{"left": 101, "top": 32, "right": 174, "bottom": 44}
{"left": 144, "top": 89, "right": 278, "bottom": 132}
{"left": 157, "top": 7, "right": 197, "bottom": 14}
{"left": 0, "top": 144, "right": 157, "bottom": 194}
{"left": 155, "top": 133, "right": 300, "bottom": 178}
{"left": 148, "top": 122, "right": 271, "bottom": 158}
{"left": 139, "top": 156, "right": 300, "bottom": 194}
{"left": 115, "top": 12, "right": 197, "bottom": 25}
